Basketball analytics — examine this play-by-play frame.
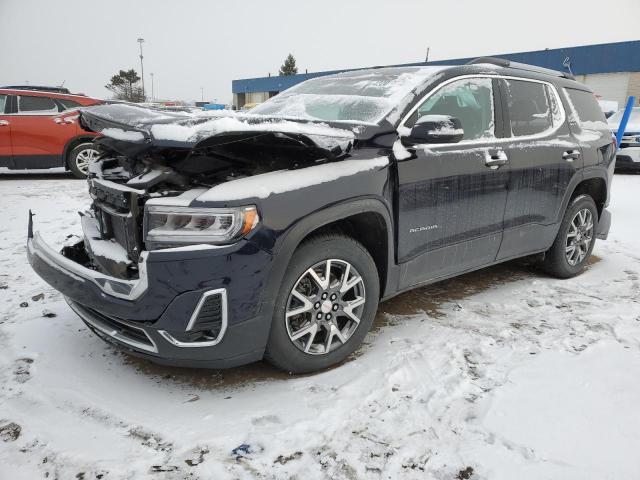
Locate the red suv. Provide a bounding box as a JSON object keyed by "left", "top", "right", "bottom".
{"left": 0, "top": 87, "right": 103, "bottom": 178}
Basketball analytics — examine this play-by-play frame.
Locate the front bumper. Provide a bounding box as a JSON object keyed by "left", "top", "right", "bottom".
{"left": 615, "top": 144, "right": 640, "bottom": 169}
{"left": 27, "top": 214, "right": 275, "bottom": 368}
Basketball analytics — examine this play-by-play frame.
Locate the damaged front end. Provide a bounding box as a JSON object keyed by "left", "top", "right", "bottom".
{"left": 73, "top": 104, "right": 355, "bottom": 276}
{"left": 26, "top": 104, "right": 362, "bottom": 367}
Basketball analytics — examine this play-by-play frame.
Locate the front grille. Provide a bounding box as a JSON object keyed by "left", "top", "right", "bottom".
{"left": 190, "top": 292, "right": 223, "bottom": 334}
{"left": 90, "top": 179, "right": 143, "bottom": 261}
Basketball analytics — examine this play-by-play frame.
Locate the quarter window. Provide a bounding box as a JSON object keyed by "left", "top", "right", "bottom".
{"left": 409, "top": 77, "right": 495, "bottom": 141}
{"left": 0, "top": 94, "right": 6, "bottom": 114}
{"left": 504, "top": 79, "right": 553, "bottom": 136}
{"left": 564, "top": 88, "right": 608, "bottom": 126}
{"left": 17, "top": 95, "right": 58, "bottom": 114}
{"left": 58, "top": 98, "right": 82, "bottom": 110}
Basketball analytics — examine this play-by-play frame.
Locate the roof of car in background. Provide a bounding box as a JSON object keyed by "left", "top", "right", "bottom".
{"left": 0, "top": 88, "right": 101, "bottom": 101}
{"left": 1, "top": 85, "right": 72, "bottom": 94}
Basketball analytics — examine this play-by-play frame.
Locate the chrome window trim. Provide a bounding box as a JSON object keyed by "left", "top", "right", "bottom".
{"left": 158, "top": 288, "right": 228, "bottom": 348}
{"left": 398, "top": 74, "right": 567, "bottom": 148}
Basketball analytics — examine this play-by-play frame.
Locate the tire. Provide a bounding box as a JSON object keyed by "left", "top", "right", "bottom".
{"left": 264, "top": 233, "right": 380, "bottom": 374}
{"left": 68, "top": 142, "right": 98, "bottom": 179}
{"left": 542, "top": 194, "right": 598, "bottom": 278}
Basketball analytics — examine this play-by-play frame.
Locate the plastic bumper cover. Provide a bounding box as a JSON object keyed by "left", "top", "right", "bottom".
{"left": 27, "top": 215, "right": 274, "bottom": 368}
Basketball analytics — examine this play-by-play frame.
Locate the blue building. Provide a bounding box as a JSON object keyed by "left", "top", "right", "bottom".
{"left": 232, "top": 40, "right": 640, "bottom": 109}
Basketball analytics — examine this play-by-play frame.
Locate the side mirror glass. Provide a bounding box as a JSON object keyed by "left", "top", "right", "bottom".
{"left": 405, "top": 115, "right": 464, "bottom": 144}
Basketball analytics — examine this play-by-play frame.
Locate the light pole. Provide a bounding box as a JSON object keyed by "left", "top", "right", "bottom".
{"left": 150, "top": 73, "right": 154, "bottom": 101}
{"left": 200, "top": 86, "right": 204, "bottom": 102}
{"left": 137, "top": 37, "right": 145, "bottom": 100}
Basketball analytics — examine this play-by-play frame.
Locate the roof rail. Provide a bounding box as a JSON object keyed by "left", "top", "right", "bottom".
{"left": 1, "top": 85, "right": 72, "bottom": 94}
{"left": 466, "top": 57, "right": 575, "bottom": 80}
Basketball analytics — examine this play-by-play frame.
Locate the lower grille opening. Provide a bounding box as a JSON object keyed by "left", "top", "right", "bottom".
{"left": 68, "top": 301, "right": 157, "bottom": 353}
{"left": 189, "top": 293, "right": 223, "bottom": 332}
{"left": 158, "top": 289, "right": 227, "bottom": 348}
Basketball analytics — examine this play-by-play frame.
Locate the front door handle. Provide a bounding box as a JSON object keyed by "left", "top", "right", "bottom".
{"left": 485, "top": 150, "right": 508, "bottom": 169}
{"left": 0, "top": 120, "right": 9, "bottom": 127}
{"left": 562, "top": 149, "right": 581, "bottom": 161}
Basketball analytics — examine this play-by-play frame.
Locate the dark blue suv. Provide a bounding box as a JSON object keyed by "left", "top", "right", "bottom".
{"left": 28, "top": 58, "right": 615, "bottom": 373}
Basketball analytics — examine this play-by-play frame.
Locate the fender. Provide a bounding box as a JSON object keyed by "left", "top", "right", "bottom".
{"left": 256, "top": 196, "right": 398, "bottom": 325}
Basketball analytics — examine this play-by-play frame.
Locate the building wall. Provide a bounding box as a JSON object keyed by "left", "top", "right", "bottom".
{"left": 577, "top": 72, "right": 631, "bottom": 107}
{"left": 234, "top": 71, "right": 640, "bottom": 110}
{"left": 627, "top": 73, "right": 640, "bottom": 106}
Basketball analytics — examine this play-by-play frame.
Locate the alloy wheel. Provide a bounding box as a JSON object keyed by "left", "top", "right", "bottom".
{"left": 565, "top": 208, "right": 594, "bottom": 266}
{"left": 75, "top": 148, "right": 99, "bottom": 174}
{"left": 285, "top": 259, "right": 366, "bottom": 355}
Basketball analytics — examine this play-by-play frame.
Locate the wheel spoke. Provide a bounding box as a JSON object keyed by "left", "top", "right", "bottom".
{"left": 342, "top": 296, "right": 365, "bottom": 324}
{"left": 291, "top": 322, "right": 318, "bottom": 341}
{"left": 307, "top": 262, "right": 330, "bottom": 290}
{"left": 287, "top": 290, "right": 314, "bottom": 318}
{"left": 340, "top": 271, "right": 362, "bottom": 294}
{"left": 303, "top": 324, "right": 319, "bottom": 353}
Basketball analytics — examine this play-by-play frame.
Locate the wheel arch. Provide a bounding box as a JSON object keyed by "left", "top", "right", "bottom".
{"left": 62, "top": 135, "right": 97, "bottom": 169}
{"left": 261, "top": 198, "right": 397, "bottom": 316}
{"left": 556, "top": 170, "right": 608, "bottom": 223}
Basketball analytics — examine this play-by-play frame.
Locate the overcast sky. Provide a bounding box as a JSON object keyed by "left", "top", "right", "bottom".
{"left": 1, "top": 0, "right": 638, "bottom": 104}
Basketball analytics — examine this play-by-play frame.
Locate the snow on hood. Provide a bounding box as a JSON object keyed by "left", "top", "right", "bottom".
{"left": 197, "top": 156, "right": 389, "bottom": 201}
{"left": 81, "top": 103, "right": 357, "bottom": 151}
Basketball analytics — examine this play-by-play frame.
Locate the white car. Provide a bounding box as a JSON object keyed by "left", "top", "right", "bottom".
{"left": 609, "top": 107, "right": 640, "bottom": 171}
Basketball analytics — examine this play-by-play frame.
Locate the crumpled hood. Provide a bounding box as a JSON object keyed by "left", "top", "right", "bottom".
{"left": 80, "top": 103, "right": 358, "bottom": 152}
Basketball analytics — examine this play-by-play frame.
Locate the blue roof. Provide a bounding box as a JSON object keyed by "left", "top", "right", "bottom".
{"left": 233, "top": 40, "right": 640, "bottom": 94}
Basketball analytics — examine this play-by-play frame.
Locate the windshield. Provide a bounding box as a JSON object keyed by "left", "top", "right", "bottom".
{"left": 251, "top": 67, "right": 445, "bottom": 125}
{"left": 608, "top": 107, "right": 640, "bottom": 129}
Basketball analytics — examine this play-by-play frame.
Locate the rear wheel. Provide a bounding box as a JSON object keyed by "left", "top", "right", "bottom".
{"left": 542, "top": 194, "right": 598, "bottom": 278}
{"left": 68, "top": 142, "right": 98, "bottom": 178}
{"left": 264, "top": 233, "right": 380, "bottom": 373}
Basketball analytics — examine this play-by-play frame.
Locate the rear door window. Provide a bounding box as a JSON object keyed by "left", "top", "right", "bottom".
{"left": 0, "top": 94, "right": 7, "bottom": 114}
{"left": 503, "top": 79, "right": 554, "bottom": 136}
{"left": 17, "top": 95, "right": 59, "bottom": 114}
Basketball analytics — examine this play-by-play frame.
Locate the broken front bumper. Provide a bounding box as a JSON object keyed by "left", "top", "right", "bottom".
{"left": 27, "top": 213, "right": 275, "bottom": 368}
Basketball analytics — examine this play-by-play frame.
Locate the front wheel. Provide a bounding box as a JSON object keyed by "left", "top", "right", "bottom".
{"left": 542, "top": 194, "right": 598, "bottom": 278}
{"left": 68, "top": 143, "right": 99, "bottom": 178}
{"left": 264, "top": 233, "right": 380, "bottom": 373}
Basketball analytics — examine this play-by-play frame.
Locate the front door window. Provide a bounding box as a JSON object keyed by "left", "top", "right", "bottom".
{"left": 408, "top": 77, "right": 495, "bottom": 142}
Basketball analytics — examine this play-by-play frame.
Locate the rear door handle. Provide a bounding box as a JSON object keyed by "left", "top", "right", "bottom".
{"left": 562, "top": 149, "right": 581, "bottom": 161}
{"left": 485, "top": 150, "right": 508, "bottom": 169}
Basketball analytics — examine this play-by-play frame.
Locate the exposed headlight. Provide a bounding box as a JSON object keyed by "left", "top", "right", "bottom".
{"left": 143, "top": 205, "right": 259, "bottom": 247}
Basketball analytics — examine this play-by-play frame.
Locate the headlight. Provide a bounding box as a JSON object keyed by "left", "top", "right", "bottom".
{"left": 143, "top": 205, "right": 259, "bottom": 247}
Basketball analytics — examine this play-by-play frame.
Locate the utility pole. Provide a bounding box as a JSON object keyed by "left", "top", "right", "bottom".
{"left": 150, "top": 73, "right": 154, "bottom": 101}
{"left": 137, "top": 37, "right": 145, "bottom": 99}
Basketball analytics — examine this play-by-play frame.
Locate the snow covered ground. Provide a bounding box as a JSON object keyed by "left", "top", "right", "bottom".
{"left": 1, "top": 172, "right": 639, "bottom": 479}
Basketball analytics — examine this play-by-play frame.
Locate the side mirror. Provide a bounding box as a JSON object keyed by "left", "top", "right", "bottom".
{"left": 405, "top": 115, "right": 464, "bottom": 144}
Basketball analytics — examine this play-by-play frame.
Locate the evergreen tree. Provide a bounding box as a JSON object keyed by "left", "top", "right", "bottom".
{"left": 279, "top": 54, "right": 298, "bottom": 76}
{"left": 105, "top": 69, "right": 145, "bottom": 102}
